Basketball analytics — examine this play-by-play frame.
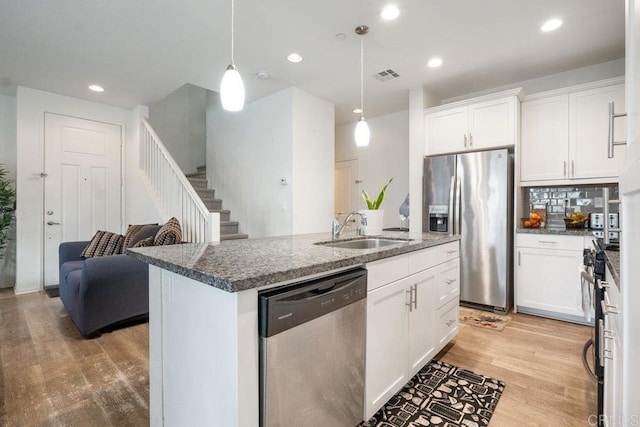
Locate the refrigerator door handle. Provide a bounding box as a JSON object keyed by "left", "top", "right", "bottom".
{"left": 448, "top": 176, "right": 456, "bottom": 235}
{"left": 454, "top": 177, "right": 461, "bottom": 235}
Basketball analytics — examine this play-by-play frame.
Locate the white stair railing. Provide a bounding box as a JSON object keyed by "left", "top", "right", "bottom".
{"left": 140, "top": 118, "right": 220, "bottom": 243}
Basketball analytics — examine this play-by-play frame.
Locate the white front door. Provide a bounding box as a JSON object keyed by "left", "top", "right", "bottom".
{"left": 43, "top": 113, "right": 122, "bottom": 286}
{"left": 334, "top": 159, "right": 359, "bottom": 215}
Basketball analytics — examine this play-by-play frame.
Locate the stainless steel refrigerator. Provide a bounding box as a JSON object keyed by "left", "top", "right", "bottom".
{"left": 423, "top": 148, "right": 513, "bottom": 313}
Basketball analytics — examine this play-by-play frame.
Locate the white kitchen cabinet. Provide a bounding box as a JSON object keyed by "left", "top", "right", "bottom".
{"left": 520, "top": 95, "right": 569, "bottom": 181}
{"left": 602, "top": 266, "right": 622, "bottom": 426}
{"left": 425, "top": 90, "right": 520, "bottom": 156}
{"left": 365, "top": 243, "right": 460, "bottom": 419}
{"left": 516, "top": 234, "right": 587, "bottom": 321}
{"left": 520, "top": 81, "right": 626, "bottom": 183}
{"left": 366, "top": 275, "right": 411, "bottom": 417}
{"left": 407, "top": 269, "right": 437, "bottom": 377}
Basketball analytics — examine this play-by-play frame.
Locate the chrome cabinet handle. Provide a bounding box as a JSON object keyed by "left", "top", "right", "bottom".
{"left": 406, "top": 288, "right": 413, "bottom": 312}
{"left": 446, "top": 278, "right": 457, "bottom": 285}
{"left": 518, "top": 251, "right": 521, "bottom": 266}
{"left": 463, "top": 134, "right": 468, "bottom": 148}
{"left": 46, "top": 221, "right": 61, "bottom": 225}
{"left": 445, "top": 319, "right": 455, "bottom": 327}
{"left": 446, "top": 250, "right": 458, "bottom": 255}
{"left": 413, "top": 284, "right": 418, "bottom": 310}
{"left": 601, "top": 300, "right": 620, "bottom": 315}
{"left": 538, "top": 240, "right": 559, "bottom": 245}
{"left": 571, "top": 161, "right": 575, "bottom": 177}
{"left": 469, "top": 133, "right": 473, "bottom": 147}
{"left": 608, "top": 101, "right": 627, "bottom": 159}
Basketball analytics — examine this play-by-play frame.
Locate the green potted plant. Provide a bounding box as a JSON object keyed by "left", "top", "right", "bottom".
{"left": 360, "top": 178, "right": 392, "bottom": 235}
{"left": 0, "top": 165, "right": 16, "bottom": 260}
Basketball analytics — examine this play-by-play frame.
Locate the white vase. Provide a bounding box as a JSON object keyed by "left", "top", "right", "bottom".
{"left": 359, "top": 209, "right": 384, "bottom": 236}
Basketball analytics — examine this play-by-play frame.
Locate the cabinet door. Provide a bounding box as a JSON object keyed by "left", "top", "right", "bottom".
{"left": 365, "top": 277, "right": 410, "bottom": 419}
{"left": 468, "top": 96, "right": 516, "bottom": 150}
{"left": 520, "top": 95, "right": 569, "bottom": 182}
{"left": 516, "top": 247, "right": 584, "bottom": 317}
{"left": 425, "top": 107, "right": 468, "bottom": 155}
{"left": 569, "top": 84, "right": 626, "bottom": 180}
{"left": 407, "top": 269, "right": 436, "bottom": 378}
{"left": 435, "top": 298, "right": 459, "bottom": 352}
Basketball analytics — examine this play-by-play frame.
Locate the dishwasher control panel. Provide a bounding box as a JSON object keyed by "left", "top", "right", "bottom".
{"left": 258, "top": 268, "right": 367, "bottom": 338}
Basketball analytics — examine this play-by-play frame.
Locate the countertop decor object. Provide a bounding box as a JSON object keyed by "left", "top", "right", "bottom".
{"left": 0, "top": 164, "right": 16, "bottom": 259}
{"left": 360, "top": 178, "right": 393, "bottom": 235}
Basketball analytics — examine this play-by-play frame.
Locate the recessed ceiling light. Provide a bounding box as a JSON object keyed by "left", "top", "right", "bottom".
{"left": 353, "top": 108, "right": 363, "bottom": 114}
{"left": 427, "top": 57, "right": 443, "bottom": 68}
{"left": 287, "top": 53, "right": 303, "bottom": 63}
{"left": 335, "top": 33, "right": 346, "bottom": 41}
{"left": 88, "top": 84, "right": 104, "bottom": 92}
{"left": 541, "top": 18, "right": 563, "bottom": 32}
{"left": 381, "top": 5, "right": 400, "bottom": 20}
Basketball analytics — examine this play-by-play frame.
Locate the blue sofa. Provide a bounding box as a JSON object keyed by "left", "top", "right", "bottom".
{"left": 58, "top": 241, "right": 149, "bottom": 337}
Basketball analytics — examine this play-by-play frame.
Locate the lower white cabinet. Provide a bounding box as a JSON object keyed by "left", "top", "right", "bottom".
{"left": 603, "top": 266, "right": 623, "bottom": 426}
{"left": 365, "top": 244, "right": 460, "bottom": 419}
{"left": 516, "top": 234, "right": 587, "bottom": 321}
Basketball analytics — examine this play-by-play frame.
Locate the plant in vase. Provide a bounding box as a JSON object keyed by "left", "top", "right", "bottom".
{"left": 360, "top": 178, "right": 392, "bottom": 236}
{"left": 0, "top": 165, "right": 16, "bottom": 259}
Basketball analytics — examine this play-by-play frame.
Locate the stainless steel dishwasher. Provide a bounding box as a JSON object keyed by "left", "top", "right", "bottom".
{"left": 258, "top": 268, "right": 367, "bottom": 427}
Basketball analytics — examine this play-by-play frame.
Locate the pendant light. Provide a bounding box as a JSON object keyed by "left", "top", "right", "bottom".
{"left": 354, "top": 25, "right": 370, "bottom": 147}
{"left": 220, "top": 0, "right": 245, "bottom": 111}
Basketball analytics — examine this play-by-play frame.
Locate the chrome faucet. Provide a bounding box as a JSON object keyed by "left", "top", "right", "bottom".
{"left": 332, "top": 211, "right": 367, "bottom": 240}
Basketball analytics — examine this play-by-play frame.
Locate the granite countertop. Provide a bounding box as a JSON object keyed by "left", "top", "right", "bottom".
{"left": 127, "top": 231, "right": 460, "bottom": 293}
{"left": 516, "top": 227, "right": 594, "bottom": 236}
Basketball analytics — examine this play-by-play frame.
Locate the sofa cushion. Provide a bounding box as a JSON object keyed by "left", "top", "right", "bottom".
{"left": 80, "top": 231, "right": 124, "bottom": 258}
{"left": 132, "top": 236, "right": 155, "bottom": 248}
{"left": 123, "top": 224, "right": 161, "bottom": 249}
{"left": 154, "top": 217, "right": 182, "bottom": 246}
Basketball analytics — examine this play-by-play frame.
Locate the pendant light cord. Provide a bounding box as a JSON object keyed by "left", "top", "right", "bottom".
{"left": 230, "top": 0, "right": 235, "bottom": 64}
{"left": 360, "top": 34, "right": 364, "bottom": 118}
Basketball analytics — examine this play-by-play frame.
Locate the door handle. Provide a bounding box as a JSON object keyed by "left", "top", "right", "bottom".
{"left": 463, "top": 134, "right": 467, "bottom": 148}
{"left": 469, "top": 133, "right": 473, "bottom": 147}
{"left": 46, "top": 221, "right": 61, "bottom": 226}
{"left": 406, "top": 288, "right": 413, "bottom": 312}
{"left": 413, "top": 284, "right": 418, "bottom": 310}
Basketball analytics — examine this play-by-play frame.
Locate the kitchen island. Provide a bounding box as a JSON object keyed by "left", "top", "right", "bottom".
{"left": 128, "top": 231, "right": 460, "bottom": 427}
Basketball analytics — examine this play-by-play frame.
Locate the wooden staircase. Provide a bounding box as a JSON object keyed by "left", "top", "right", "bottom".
{"left": 186, "top": 166, "right": 248, "bottom": 241}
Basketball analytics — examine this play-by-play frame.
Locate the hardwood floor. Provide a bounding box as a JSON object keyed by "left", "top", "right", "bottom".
{"left": 0, "top": 289, "right": 595, "bottom": 426}
{"left": 439, "top": 312, "right": 597, "bottom": 426}
{"left": 0, "top": 289, "right": 149, "bottom": 426}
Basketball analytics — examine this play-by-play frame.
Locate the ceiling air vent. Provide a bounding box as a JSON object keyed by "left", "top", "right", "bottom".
{"left": 373, "top": 69, "right": 400, "bottom": 81}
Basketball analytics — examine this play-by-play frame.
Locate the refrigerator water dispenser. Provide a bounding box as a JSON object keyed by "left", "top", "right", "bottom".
{"left": 428, "top": 205, "right": 449, "bottom": 232}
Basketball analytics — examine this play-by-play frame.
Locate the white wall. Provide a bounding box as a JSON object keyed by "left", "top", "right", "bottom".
{"left": 15, "top": 87, "right": 161, "bottom": 294}
{"left": 0, "top": 94, "right": 16, "bottom": 288}
{"left": 207, "top": 89, "right": 294, "bottom": 238}
{"left": 207, "top": 87, "right": 335, "bottom": 238}
{"left": 443, "top": 58, "right": 625, "bottom": 104}
{"left": 336, "top": 110, "right": 409, "bottom": 229}
{"left": 291, "top": 88, "right": 335, "bottom": 234}
{"left": 149, "top": 84, "right": 207, "bottom": 175}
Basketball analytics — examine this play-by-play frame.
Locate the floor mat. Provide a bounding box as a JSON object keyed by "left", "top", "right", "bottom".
{"left": 459, "top": 306, "right": 512, "bottom": 331}
{"left": 361, "top": 359, "right": 505, "bottom": 427}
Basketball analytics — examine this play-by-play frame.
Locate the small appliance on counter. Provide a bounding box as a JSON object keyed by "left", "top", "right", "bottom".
{"left": 590, "top": 213, "right": 619, "bottom": 242}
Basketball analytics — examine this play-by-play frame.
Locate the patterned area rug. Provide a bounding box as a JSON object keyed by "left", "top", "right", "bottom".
{"left": 459, "top": 307, "right": 512, "bottom": 331}
{"left": 361, "top": 360, "right": 505, "bottom": 427}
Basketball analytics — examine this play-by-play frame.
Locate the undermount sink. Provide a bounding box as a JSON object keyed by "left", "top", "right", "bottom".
{"left": 317, "top": 237, "right": 412, "bottom": 249}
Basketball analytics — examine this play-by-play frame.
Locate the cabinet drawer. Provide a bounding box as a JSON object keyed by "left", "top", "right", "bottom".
{"left": 436, "top": 259, "right": 460, "bottom": 308}
{"left": 408, "top": 246, "right": 438, "bottom": 275}
{"left": 366, "top": 254, "right": 409, "bottom": 291}
{"left": 516, "top": 233, "right": 584, "bottom": 251}
{"left": 438, "top": 241, "right": 460, "bottom": 264}
{"left": 437, "top": 298, "right": 459, "bottom": 347}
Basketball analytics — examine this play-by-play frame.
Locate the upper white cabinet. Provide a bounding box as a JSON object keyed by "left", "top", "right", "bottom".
{"left": 520, "top": 80, "right": 626, "bottom": 183}
{"left": 425, "top": 90, "right": 520, "bottom": 156}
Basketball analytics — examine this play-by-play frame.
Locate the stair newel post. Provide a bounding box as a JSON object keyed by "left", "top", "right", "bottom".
{"left": 207, "top": 212, "right": 221, "bottom": 243}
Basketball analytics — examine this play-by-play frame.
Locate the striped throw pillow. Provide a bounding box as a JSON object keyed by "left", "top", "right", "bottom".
{"left": 154, "top": 217, "right": 182, "bottom": 245}
{"left": 80, "top": 231, "right": 124, "bottom": 258}
{"left": 123, "top": 223, "right": 160, "bottom": 249}
{"left": 132, "top": 236, "right": 155, "bottom": 248}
